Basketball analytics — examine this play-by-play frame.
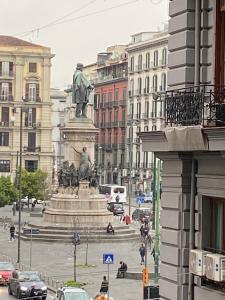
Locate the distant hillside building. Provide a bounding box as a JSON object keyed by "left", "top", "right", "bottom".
{"left": 0, "top": 36, "right": 54, "bottom": 180}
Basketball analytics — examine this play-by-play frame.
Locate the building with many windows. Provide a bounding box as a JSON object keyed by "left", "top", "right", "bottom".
{"left": 94, "top": 46, "right": 128, "bottom": 184}
{"left": 0, "top": 36, "right": 54, "bottom": 180}
{"left": 140, "top": 1, "right": 225, "bottom": 299}
{"left": 50, "top": 88, "right": 68, "bottom": 172}
{"left": 126, "top": 30, "right": 168, "bottom": 194}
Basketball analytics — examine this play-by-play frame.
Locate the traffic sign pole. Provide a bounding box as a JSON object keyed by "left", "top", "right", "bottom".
{"left": 108, "top": 264, "right": 110, "bottom": 300}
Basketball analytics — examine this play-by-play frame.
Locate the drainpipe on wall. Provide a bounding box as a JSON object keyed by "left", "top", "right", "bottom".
{"left": 188, "top": 159, "right": 197, "bottom": 300}
{"left": 188, "top": 1, "right": 201, "bottom": 299}
{"left": 194, "top": 0, "right": 201, "bottom": 86}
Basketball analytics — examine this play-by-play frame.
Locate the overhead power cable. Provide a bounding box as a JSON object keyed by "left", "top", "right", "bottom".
{"left": 14, "top": 0, "right": 139, "bottom": 38}
{"left": 14, "top": 0, "right": 98, "bottom": 37}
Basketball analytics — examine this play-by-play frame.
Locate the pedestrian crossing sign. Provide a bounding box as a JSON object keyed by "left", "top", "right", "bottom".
{"left": 103, "top": 253, "right": 114, "bottom": 264}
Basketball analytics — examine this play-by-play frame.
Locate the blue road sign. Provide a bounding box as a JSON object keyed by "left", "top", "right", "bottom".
{"left": 136, "top": 195, "right": 144, "bottom": 205}
{"left": 103, "top": 253, "right": 114, "bottom": 264}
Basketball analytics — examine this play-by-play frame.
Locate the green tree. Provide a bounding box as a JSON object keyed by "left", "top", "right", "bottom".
{"left": 0, "top": 176, "right": 19, "bottom": 207}
{"left": 21, "top": 169, "right": 49, "bottom": 200}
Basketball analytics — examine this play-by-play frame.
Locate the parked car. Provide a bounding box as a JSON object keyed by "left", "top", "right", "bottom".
{"left": 54, "top": 287, "right": 92, "bottom": 300}
{"left": 107, "top": 203, "right": 124, "bottom": 216}
{"left": 8, "top": 270, "right": 47, "bottom": 299}
{"left": 132, "top": 207, "right": 153, "bottom": 222}
{"left": 0, "top": 262, "right": 15, "bottom": 285}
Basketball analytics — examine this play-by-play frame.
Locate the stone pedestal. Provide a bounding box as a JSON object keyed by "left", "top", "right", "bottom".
{"left": 62, "top": 117, "right": 98, "bottom": 169}
{"left": 43, "top": 118, "right": 114, "bottom": 226}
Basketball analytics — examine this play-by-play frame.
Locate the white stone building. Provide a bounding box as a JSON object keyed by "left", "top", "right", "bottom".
{"left": 126, "top": 30, "right": 168, "bottom": 194}
{"left": 50, "top": 88, "right": 69, "bottom": 170}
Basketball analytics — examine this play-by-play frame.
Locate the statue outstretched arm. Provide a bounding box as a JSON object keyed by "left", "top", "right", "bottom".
{"left": 72, "top": 146, "right": 81, "bottom": 155}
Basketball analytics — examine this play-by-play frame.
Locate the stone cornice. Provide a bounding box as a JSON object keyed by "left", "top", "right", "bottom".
{"left": 139, "top": 127, "right": 225, "bottom": 153}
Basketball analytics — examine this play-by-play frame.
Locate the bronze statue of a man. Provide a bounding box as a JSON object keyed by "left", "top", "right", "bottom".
{"left": 72, "top": 63, "right": 94, "bottom": 118}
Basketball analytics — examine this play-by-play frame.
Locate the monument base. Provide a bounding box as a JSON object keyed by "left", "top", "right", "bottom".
{"left": 44, "top": 183, "right": 113, "bottom": 225}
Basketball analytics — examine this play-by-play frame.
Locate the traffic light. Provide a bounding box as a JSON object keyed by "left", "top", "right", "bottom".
{"left": 143, "top": 267, "right": 149, "bottom": 285}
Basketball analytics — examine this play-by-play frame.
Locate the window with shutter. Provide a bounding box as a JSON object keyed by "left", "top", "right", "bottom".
{"left": 9, "top": 83, "right": 12, "bottom": 101}
{"left": 0, "top": 62, "right": 2, "bottom": 76}
{"left": 9, "top": 62, "right": 13, "bottom": 76}
{"left": 36, "top": 83, "right": 40, "bottom": 101}
{"left": 1, "top": 107, "right": 9, "bottom": 124}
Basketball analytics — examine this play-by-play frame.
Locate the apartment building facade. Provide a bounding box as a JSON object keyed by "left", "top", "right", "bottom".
{"left": 51, "top": 88, "right": 69, "bottom": 171}
{"left": 140, "top": 1, "right": 225, "bottom": 299}
{"left": 0, "top": 36, "right": 54, "bottom": 180}
{"left": 94, "top": 46, "right": 128, "bottom": 185}
{"left": 126, "top": 31, "right": 168, "bottom": 194}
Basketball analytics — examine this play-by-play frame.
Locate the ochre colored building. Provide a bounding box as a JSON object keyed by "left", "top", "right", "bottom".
{"left": 0, "top": 36, "right": 54, "bottom": 180}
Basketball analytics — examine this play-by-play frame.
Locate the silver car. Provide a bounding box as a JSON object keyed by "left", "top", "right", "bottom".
{"left": 54, "top": 287, "right": 92, "bottom": 300}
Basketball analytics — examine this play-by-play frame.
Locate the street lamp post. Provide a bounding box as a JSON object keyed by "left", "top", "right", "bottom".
{"left": 17, "top": 107, "right": 23, "bottom": 264}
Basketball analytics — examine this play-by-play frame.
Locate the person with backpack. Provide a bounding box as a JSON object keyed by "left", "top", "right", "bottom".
{"left": 139, "top": 243, "right": 145, "bottom": 265}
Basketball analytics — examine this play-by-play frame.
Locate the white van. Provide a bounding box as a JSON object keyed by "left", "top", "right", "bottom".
{"left": 99, "top": 184, "right": 127, "bottom": 203}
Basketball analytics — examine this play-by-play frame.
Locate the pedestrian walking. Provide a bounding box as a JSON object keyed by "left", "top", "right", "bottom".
{"left": 9, "top": 223, "right": 15, "bottom": 241}
{"left": 139, "top": 243, "right": 145, "bottom": 265}
{"left": 99, "top": 275, "right": 108, "bottom": 295}
{"left": 151, "top": 247, "right": 156, "bottom": 264}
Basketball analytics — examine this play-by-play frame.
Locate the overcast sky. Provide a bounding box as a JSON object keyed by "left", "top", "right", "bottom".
{"left": 0, "top": 0, "right": 168, "bottom": 88}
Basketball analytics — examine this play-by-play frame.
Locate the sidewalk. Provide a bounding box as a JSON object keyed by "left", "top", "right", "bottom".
{"left": 0, "top": 205, "right": 157, "bottom": 300}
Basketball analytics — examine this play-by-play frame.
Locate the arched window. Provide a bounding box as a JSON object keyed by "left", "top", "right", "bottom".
{"left": 161, "top": 73, "right": 167, "bottom": 91}
{"left": 146, "top": 52, "right": 150, "bottom": 69}
{"left": 162, "top": 48, "right": 167, "bottom": 65}
{"left": 154, "top": 50, "right": 158, "bottom": 67}
{"left": 153, "top": 75, "right": 158, "bottom": 92}
{"left": 144, "top": 125, "right": 149, "bottom": 132}
{"left": 138, "top": 54, "right": 142, "bottom": 71}
{"left": 145, "top": 76, "right": 150, "bottom": 93}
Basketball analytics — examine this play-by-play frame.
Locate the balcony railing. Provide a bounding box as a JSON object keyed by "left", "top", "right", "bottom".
{"left": 24, "top": 146, "right": 41, "bottom": 152}
{"left": 0, "top": 121, "right": 11, "bottom": 127}
{"left": 119, "top": 120, "right": 126, "bottom": 127}
{"left": 0, "top": 71, "right": 14, "bottom": 77}
{"left": 120, "top": 100, "right": 127, "bottom": 107}
{"left": 113, "top": 101, "right": 119, "bottom": 108}
{"left": 0, "top": 95, "right": 13, "bottom": 102}
{"left": 105, "top": 144, "right": 112, "bottom": 151}
{"left": 164, "top": 85, "right": 225, "bottom": 127}
{"left": 100, "top": 122, "right": 106, "bottom": 128}
{"left": 112, "top": 121, "right": 118, "bottom": 127}
{"left": 142, "top": 113, "right": 149, "bottom": 120}
{"left": 24, "top": 96, "right": 41, "bottom": 103}
{"left": 106, "top": 122, "right": 112, "bottom": 129}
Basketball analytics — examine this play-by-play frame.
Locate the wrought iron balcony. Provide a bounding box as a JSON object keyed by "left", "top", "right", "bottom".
{"left": 119, "top": 120, "right": 126, "bottom": 127}
{"left": 0, "top": 71, "right": 14, "bottom": 77}
{"left": 24, "top": 146, "right": 41, "bottom": 152}
{"left": 113, "top": 101, "right": 119, "bottom": 108}
{"left": 105, "top": 144, "right": 112, "bottom": 152}
{"left": 164, "top": 85, "right": 225, "bottom": 127}
{"left": 120, "top": 100, "right": 127, "bottom": 107}
{"left": 0, "top": 95, "right": 13, "bottom": 101}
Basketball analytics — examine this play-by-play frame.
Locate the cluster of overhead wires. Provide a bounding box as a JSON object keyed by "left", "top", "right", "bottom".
{"left": 13, "top": 0, "right": 140, "bottom": 39}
